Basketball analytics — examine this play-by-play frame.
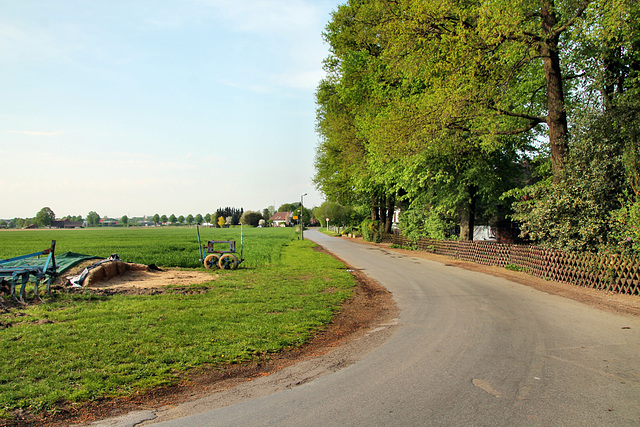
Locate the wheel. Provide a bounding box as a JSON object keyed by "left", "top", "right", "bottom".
{"left": 204, "top": 254, "right": 220, "bottom": 269}
{"left": 218, "top": 254, "right": 239, "bottom": 270}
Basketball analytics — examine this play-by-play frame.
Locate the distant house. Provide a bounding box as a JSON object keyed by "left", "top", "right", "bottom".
{"left": 51, "top": 220, "right": 84, "bottom": 229}
{"left": 269, "top": 212, "right": 293, "bottom": 227}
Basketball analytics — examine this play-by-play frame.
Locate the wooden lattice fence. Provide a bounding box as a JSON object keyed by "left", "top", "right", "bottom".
{"left": 382, "top": 235, "right": 640, "bottom": 295}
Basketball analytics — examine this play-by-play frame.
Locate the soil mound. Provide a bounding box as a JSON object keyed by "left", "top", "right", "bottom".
{"left": 63, "top": 259, "right": 214, "bottom": 291}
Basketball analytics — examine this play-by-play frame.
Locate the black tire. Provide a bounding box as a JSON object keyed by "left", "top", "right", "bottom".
{"left": 204, "top": 254, "right": 221, "bottom": 269}
{"left": 218, "top": 254, "right": 239, "bottom": 270}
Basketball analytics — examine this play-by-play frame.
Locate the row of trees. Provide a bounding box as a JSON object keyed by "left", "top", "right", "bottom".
{"left": 0, "top": 207, "right": 58, "bottom": 228}
{"left": 1, "top": 205, "right": 310, "bottom": 229}
{"left": 314, "top": 0, "right": 639, "bottom": 253}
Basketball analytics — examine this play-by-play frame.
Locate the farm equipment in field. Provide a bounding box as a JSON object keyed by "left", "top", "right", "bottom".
{"left": 197, "top": 224, "right": 244, "bottom": 270}
{"left": 0, "top": 240, "right": 58, "bottom": 304}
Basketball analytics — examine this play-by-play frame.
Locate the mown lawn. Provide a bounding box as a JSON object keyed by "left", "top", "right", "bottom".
{"left": 0, "top": 228, "right": 355, "bottom": 419}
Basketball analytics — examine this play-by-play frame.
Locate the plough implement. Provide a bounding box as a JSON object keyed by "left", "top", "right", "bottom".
{"left": 0, "top": 240, "right": 58, "bottom": 303}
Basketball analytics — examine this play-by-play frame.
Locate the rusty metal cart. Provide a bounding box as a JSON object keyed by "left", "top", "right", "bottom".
{"left": 197, "top": 225, "right": 244, "bottom": 270}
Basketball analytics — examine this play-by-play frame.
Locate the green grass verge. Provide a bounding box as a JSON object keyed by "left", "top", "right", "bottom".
{"left": 0, "top": 234, "right": 355, "bottom": 418}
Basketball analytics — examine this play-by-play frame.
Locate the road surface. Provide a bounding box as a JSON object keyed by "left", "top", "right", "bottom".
{"left": 139, "top": 230, "right": 640, "bottom": 426}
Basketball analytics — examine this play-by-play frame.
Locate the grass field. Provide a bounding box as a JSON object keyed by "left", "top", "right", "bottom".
{"left": 0, "top": 227, "right": 355, "bottom": 419}
{"left": 0, "top": 226, "right": 293, "bottom": 268}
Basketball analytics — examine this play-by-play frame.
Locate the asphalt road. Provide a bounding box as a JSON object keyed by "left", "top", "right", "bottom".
{"left": 146, "top": 230, "right": 640, "bottom": 426}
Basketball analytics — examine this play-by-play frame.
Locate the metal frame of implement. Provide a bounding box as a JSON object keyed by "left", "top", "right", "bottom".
{"left": 0, "top": 240, "right": 58, "bottom": 304}
{"left": 197, "top": 224, "right": 244, "bottom": 270}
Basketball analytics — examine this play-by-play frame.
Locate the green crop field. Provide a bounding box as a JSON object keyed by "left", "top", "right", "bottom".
{"left": 0, "top": 227, "right": 356, "bottom": 421}
{"left": 0, "top": 226, "right": 294, "bottom": 269}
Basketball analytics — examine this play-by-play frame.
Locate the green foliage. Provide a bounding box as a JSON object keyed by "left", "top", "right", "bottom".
{"left": 86, "top": 211, "right": 101, "bottom": 227}
{"left": 278, "top": 203, "right": 299, "bottom": 213}
{"left": 389, "top": 243, "right": 417, "bottom": 251}
{"left": 215, "top": 207, "right": 243, "bottom": 226}
{"left": 399, "top": 198, "right": 455, "bottom": 241}
{"left": 314, "top": 0, "right": 639, "bottom": 253}
{"left": 35, "top": 207, "right": 55, "bottom": 227}
{"left": 610, "top": 197, "right": 640, "bottom": 254}
{"left": 505, "top": 264, "right": 525, "bottom": 272}
{"left": 240, "top": 211, "right": 263, "bottom": 227}
{"left": 360, "top": 219, "right": 382, "bottom": 243}
{"left": 314, "top": 202, "right": 341, "bottom": 228}
{"left": 510, "top": 104, "right": 639, "bottom": 252}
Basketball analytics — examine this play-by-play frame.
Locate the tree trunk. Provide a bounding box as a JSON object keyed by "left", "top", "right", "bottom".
{"left": 371, "top": 192, "right": 380, "bottom": 221}
{"left": 380, "top": 195, "right": 387, "bottom": 229}
{"left": 459, "top": 185, "right": 477, "bottom": 241}
{"left": 540, "top": 0, "right": 569, "bottom": 182}
{"left": 385, "top": 194, "right": 395, "bottom": 234}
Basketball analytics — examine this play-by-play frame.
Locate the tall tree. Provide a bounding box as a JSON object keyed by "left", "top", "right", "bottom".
{"left": 35, "top": 207, "right": 55, "bottom": 227}
{"left": 373, "top": 0, "right": 600, "bottom": 182}
{"left": 316, "top": 0, "right": 400, "bottom": 221}
{"left": 87, "top": 211, "right": 101, "bottom": 227}
{"left": 240, "top": 211, "right": 263, "bottom": 227}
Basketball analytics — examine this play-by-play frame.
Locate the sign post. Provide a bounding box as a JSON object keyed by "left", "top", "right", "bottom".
{"left": 300, "top": 193, "right": 307, "bottom": 240}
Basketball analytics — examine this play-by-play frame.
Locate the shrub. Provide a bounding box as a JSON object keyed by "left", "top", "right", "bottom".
{"left": 360, "top": 219, "right": 382, "bottom": 243}
{"left": 508, "top": 105, "right": 639, "bottom": 253}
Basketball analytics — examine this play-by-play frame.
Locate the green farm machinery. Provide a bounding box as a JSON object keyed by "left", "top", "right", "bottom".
{"left": 0, "top": 240, "right": 58, "bottom": 304}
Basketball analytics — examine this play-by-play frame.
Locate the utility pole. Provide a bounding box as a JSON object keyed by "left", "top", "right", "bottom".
{"left": 300, "top": 193, "right": 307, "bottom": 240}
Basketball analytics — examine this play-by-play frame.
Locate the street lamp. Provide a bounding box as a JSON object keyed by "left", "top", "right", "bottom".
{"left": 300, "top": 193, "right": 307, "bottom": 240}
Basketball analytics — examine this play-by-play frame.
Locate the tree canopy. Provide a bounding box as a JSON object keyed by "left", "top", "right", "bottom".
{"left": 315, "top": 0, "right": 639, "bottom": 251}
{"left": 35, "top": 207, "right": 55, "bottom": 227}
{"left": 87, "top": 211, "right": 101, "bottom": 227}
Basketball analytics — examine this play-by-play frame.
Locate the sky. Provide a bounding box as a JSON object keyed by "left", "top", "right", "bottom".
{"left": 0, "top": 0, "right": 342, "bottom": 220}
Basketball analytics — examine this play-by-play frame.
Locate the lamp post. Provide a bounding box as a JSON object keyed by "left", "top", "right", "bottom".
{"left": 300, "top": 193, "right": 307, "bottom": 240}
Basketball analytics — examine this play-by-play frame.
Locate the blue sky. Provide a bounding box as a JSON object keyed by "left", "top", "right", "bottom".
{"left": 0, "top": 0, "right": 341, "bottom": 219}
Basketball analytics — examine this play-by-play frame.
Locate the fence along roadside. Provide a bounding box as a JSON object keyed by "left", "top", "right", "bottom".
{"left": 382, "top": 235, "right": 640, "bottom": 295}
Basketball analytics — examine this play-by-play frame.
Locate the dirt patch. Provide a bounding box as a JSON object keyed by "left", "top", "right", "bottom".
{"left": 55, "top": 259, "right": 216, "bottom": 296}
{"left": 85, "top": 269, "right": 215, "bottom": 290}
